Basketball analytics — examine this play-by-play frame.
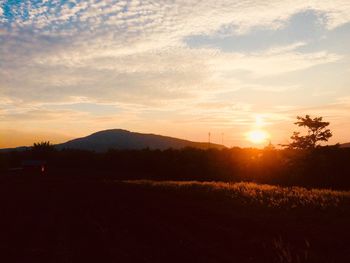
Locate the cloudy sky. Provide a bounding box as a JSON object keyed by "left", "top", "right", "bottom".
{"left": 1, "top": 0, "right": 350, "bottom": 148}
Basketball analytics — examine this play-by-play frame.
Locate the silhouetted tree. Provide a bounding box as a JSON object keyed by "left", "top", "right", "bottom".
{"left": 32, "top": 141, "right": 54, "bottom": 151}
{"left": 31, "top": 141, "right": 55, "bottom": 159}
{"left": 287, "top": 115, "right": 332, "bottom": 149}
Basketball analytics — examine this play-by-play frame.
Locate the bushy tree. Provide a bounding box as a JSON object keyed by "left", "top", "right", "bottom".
{"left": 32, "top": 141, "right": 54, "bottom": 151}
{"left": 288, "top": 115, "right": 332, "bottom": 149}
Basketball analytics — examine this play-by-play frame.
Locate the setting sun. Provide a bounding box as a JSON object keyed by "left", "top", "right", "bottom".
{"left": 247, "top": 130, "right": 269, "bottom": 144}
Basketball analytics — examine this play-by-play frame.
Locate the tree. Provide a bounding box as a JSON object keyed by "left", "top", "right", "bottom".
{"left": 287, "top": 115, "right": 332, "bottom": 149}
{"left": 32, "top": 141, "right": 55, "bottom": 158}
{"left": 32, "top": 141, "right": 54, "bottom": 151}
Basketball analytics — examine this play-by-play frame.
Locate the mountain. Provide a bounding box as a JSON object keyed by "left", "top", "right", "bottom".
{"left": 0, "top": 146, "right": 30, "bottom": 153}
{"left": 340, "top": 143, "right": 350, "bottom": 148}
{"left": 56, "top": 129, "right": 225, "bottom": 152}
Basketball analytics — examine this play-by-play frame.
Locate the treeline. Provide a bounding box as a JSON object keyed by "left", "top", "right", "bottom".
{"left": 1, "top": 146, "right": 350, "bottom": 189}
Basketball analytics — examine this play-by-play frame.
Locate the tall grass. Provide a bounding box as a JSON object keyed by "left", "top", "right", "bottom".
{"left": 124, "top": 180, "right": 350, "bottom": 210}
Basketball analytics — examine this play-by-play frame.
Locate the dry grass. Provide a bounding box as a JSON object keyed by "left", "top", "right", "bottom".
{"left": 123, "top": 180, "right": 350, "bottom": 210}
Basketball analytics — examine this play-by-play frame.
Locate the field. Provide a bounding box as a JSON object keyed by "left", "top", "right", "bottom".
{"left": 0, "top": 178, "right": 349, "bottom": 262}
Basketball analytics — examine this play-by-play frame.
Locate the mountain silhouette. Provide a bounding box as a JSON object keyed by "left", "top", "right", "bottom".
{"left": 55, "top": 129, "right": 224, "bottom": 152}
{"left": 340, "top": 142, "right": 350, "bottom": 148}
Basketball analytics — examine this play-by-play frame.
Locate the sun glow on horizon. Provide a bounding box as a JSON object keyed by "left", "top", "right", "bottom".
{"left": 247, "top": 130, "right": 269, "bottom": 144}
{"left": 247, "top": 116, "right": 270, "bottom": 144}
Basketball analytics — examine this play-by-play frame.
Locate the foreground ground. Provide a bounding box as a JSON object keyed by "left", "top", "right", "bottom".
{"left": 0, "top": 178, "right": 349, "bottom": 263}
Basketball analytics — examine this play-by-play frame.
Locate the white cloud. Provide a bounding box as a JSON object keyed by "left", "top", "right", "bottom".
{"left": 1, "top": 43, "right": 340, "bottom": 109}
{"left": 335, "top": 96, "right": 350, "bottom": 105}
{"left": 265, "top": 42, "right": 307, "bottom": 55}
{"left": 207, "top": 50, "right": 341, "bottom": 77}
{"left": 3, "top": 1, "right": 350, "bottom": 44}
{"left": 1, "top": 0, "right": 350, "bottom": 146}
{"left": 251, "top": 84, "right": 300, "bottom": 93}
{"left": 0, "top": 26, "right": 343, "bottom": 114}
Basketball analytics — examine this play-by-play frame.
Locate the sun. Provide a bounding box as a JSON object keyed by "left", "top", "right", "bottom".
{"left": 247, "top": 130, "right": 269, "bottom": 144}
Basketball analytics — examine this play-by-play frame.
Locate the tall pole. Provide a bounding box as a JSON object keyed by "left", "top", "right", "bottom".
{"left": 208, "top": 132, "right": 211, "bottom": 147}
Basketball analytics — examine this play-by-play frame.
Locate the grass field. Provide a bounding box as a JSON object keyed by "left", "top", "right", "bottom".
{"left": 125, "top": 180, "right": 350, "bottom": 210}
{"left": 0, "top": 178, "right": 349, "bottom": 262}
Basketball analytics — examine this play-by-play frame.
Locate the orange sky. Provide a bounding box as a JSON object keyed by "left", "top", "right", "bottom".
{"left": 1, "top": 1, "right": 350, "bottom": 148}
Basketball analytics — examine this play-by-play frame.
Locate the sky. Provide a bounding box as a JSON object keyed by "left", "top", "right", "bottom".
{"left": 0, "top": 0, "right": 350, "bottom": 148}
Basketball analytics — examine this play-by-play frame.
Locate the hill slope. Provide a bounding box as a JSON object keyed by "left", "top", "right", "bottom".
{"left": 340, "top": 143, "right": 350, "bottom": 148}
{"left": 56, "top": 129, "right": 224, "bottom": 152}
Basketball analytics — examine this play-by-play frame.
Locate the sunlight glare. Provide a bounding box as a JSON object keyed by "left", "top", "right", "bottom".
{"left": 247, "top": 130, "right": 269, "bottom": 144}
{"left": 255, "top": 115, "right": 265, "bottom": 127}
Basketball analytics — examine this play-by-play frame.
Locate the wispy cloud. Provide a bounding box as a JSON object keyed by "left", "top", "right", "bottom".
{"left": 1, "top": 0, "right": 350, "bottom": 147}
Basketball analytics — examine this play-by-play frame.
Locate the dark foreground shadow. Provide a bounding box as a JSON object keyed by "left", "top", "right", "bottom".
{"left": 0, "top": 179, "right": 349, "bottom": 263}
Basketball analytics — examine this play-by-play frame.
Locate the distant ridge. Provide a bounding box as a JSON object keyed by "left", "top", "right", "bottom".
{"left": 340, "top": 143, "right": 350, "bottom": 148}
{"left": 0, "top": 146, "right": 30, "bottom": 152}
{"left": 55, "top": 129, "right": 225, "bottom": 152}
